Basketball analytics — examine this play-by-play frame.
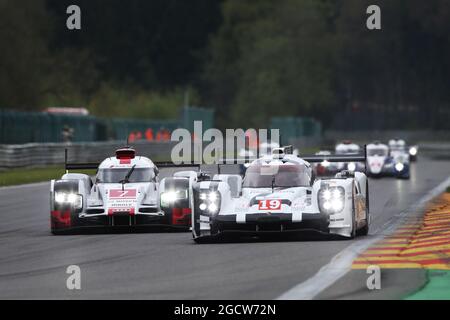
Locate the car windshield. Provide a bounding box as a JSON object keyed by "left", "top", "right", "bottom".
{"left": 368, "top": 148, "right": 388, "bottom": 156}
{"left": 97, "top": 168, "right": 154, "bottom": 183}
{"left": 336, "top": 147, "right": 359, "bottom": 154}
{"left": 242, "top": 164, "right": 310, "bottom": 188}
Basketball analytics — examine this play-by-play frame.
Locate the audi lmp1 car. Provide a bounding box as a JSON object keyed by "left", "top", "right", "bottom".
{"left": 50, "top": 147, "right": 196, "bottom": 234}
{"left": 190, "top": 146, "right": 370, "bottom": 242}
{"left": 366, "top": 141, "right": 409, "bottom": 179}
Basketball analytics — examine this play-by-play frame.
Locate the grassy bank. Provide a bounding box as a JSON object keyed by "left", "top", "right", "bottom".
{"left": 0, "top": 166, "right": 95, "bottom": 187}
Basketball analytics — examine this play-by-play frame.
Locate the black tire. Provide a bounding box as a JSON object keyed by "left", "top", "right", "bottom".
{"left": 358, "top": 179, "right": 370, "bottom": 236}
{"left": 358, "top": 221, "right": 369, "bottom": 236}
{"left": 51, "top": 229, "right": 64, "bottom": 235}
{"left": 350, "top": 194, "right": 357, "bottom": 239}
{"left": 350, "top": 212, "right": 357, "bottom": 239}
{"left": 51, "top": 227, "right": 76, "bottom": 235}
{"left": 193, "top": 236, "right": 209, "bottom": 244}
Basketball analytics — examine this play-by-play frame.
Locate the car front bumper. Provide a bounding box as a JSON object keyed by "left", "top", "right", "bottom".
{"left": 211, "top": 212, "right": 329, "bottom": 234}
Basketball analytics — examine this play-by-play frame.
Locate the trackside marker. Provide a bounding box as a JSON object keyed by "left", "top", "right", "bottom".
{"left": 277, "top": 175, "right": 450, "bottom": 300}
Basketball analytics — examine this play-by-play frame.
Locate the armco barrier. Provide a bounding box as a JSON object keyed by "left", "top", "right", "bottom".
{"left": 0, "top": 140, "right": 177, "bottom": 169}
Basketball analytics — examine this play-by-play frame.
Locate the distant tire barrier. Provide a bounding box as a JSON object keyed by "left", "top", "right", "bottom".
{"left": 0, "top": 106, "right": 214, "bottom": 144}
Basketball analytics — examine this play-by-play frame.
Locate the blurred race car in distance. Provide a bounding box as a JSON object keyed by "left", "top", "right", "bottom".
{"left": 387, "top": 139, "right": 411, "bottom": 179}
{"left": 190, "top": 146, "right": 370, "bottom": 242}
{"left": 50, "top": 147, "right": 195, "bottom": 234}
{"left": 366, "top": 141, "right": 409, "bottom": 178}
{"left": 335, "top": 140, "right": 365, "bottom": 173}
{"left": 313, "top": 150, "right": 339, "bottom": 176}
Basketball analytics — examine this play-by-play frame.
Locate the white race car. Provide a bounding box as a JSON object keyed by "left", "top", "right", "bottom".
{"left": 388, "top": 139, "right": 411, "bottom": 179}
{"left": 190, "top": 146, "right": 370, "bottom": 242}
{"left": 50, "top": 147, "right": 196, "bottom": 234}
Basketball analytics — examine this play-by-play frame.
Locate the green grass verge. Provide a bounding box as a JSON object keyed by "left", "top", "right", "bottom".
{"left": 405, "top": 270, "right": 450, "bottom": 300}
{"left": 446, "top": 186, "right": 450, "bottom": 193}
{"left": 0, "top": 166, "right": 95, "bottom": 187}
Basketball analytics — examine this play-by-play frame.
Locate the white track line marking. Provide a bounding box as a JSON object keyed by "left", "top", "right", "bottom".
{"left": 277, "top": 175, "right": 450, "bottom": 300}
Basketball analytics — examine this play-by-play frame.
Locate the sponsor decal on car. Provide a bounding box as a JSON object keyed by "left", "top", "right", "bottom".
{"left": 108, "top": 189, "right": 137, "bottom": 215}
{"left": 109, "top": 189, "right": 137, "bottom": 199}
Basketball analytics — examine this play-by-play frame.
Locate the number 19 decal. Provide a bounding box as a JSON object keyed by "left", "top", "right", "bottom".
{"left": 258, "top": 199, "right": 281, "bottom": 210}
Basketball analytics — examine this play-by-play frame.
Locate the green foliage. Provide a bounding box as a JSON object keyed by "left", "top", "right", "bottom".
{"left": 204, "top": 0, "right": 450, "bottom": 129}
{"left": 1, "top": 0, "right": 450, "bottom": 130}
{"left": 204, "top": 0, "right": 340, "bottom": 128}
{"left": 86, "top": 84, "right": 199, "bottom": 119}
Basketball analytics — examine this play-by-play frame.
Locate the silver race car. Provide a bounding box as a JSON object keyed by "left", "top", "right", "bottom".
{"left": 190, "top": 146, "right": 370, "bottom": 242}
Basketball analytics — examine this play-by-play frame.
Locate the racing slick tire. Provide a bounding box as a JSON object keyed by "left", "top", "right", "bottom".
{"left": 349, "top": 194, "right": 357, "bottom": 239}
{"left": 357, "top": 179, "right": 370, "bottom": 236}
{"left": 193, "top": 235, "right": 212, "bottom": 244}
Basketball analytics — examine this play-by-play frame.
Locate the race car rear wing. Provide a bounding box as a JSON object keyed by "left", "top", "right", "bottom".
{"left": 64, "top": 149, "right": 99, "bottom": 172}
{"left": 301, "top": 145, "right": 368, "bottom": 175}
{"left": 64, "top": 149, "right": 201, "bottom": 172}
{"left": 301, "top": 154, "right": 366, "bottom": 163}
{"left": 301, "top": 145, "right": 367, "bottom": 164}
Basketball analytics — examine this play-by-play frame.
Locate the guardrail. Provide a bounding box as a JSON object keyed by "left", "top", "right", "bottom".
{"left": 419, "top": 143, "right": 450, "bottom": 159}
{"left": 1, "top": 139, "right": 449, "bottom": 169}
{"left": 0, "top": 140, "right": 177, "bottom": 169}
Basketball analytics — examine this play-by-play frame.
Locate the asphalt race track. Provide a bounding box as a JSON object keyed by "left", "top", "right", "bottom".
{"left": 0, "top": 158, "right": 449, "bottom": 299}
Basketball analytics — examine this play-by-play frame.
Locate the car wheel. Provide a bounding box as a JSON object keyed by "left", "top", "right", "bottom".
{"left": 350, "top": 199, "right": 357, "bottom": 239}
{"left": 358, "top": 217, "right": 369, "bottom": 236}
{"left": 193, "top": 235, "right": 212, "bottom": 244}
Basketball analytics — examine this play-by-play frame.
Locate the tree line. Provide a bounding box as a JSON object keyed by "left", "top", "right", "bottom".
{"left": 1, "top": 0, "right": 449, "bottom": 130}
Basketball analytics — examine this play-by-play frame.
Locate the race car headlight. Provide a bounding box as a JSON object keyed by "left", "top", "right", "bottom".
{"left": 318, "top": 186, "right": 345, "bottom": 214}
{"left": 160, "top": 190, "right": 188, "bottom": 207}
{"left": 395, "top": 162, "right": 404, "bottom": 172}
{"left": 198, "top": 191, "right": 221, "bottom": 215}
{"left": 347, "top": 162, "right": 356, "bottom": 172}
{"left": 54, "top": 192, "right": 83, "bottom": 209}
{"left": 409, "top": 147, "right": 417, "bottom": 156}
